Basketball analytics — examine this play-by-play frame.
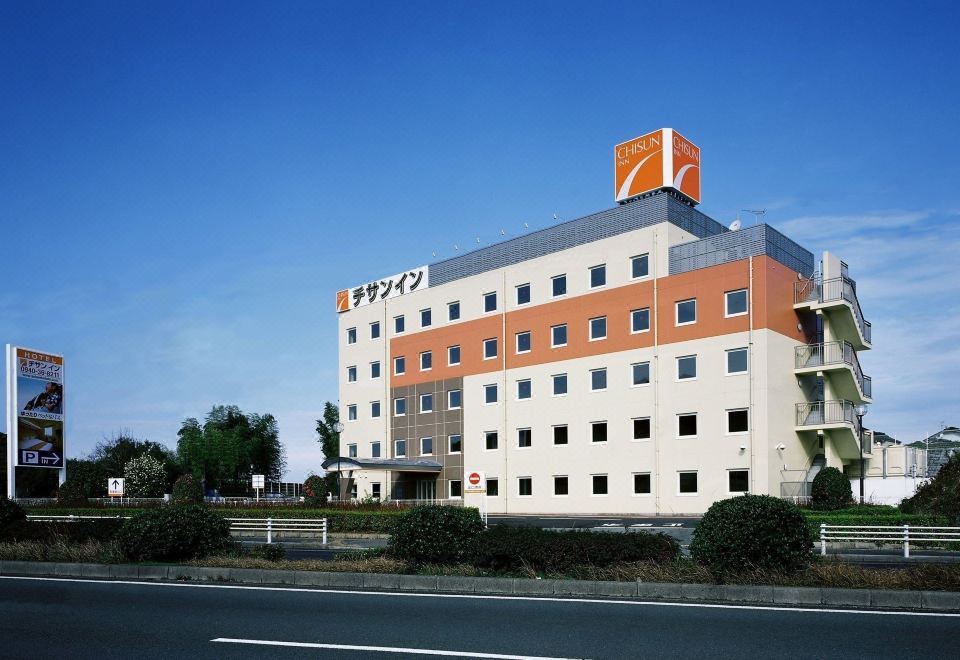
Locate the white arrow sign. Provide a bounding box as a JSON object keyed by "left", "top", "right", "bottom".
{"left": 107, "top": 478, "right": 125, "bottom": 497}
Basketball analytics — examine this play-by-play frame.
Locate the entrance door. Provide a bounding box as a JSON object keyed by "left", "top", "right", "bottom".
{"left": 416, "top": 479, "right": 436, "bottom": 501}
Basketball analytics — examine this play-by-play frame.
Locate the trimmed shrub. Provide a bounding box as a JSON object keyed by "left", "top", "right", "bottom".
{"left": 811, "top": 467, "right": 853, "bottom": 511}
{"left": 690, "top": 494, "right": 814, "bottom": 572}
{"left": 387, "top": 505, "right": 484, "bottom": 564}
{"left": 172, "top": 474, "right": 203, "bottom": 504}
{"left": 902, "top": 453, "right": 960, "bottom": 522}
{"left": 56, "top": 479, "right": 90, "bottom": 507}
{"left": 124, "top": 455, "right": 167, "bottom": 498}
{"left": 472, "top": 527, "right": 680, "bottom": 573}
{"left": 115, "top": 505, "right": 233, "bottom": 561}
{"left": 0, "top": 497, "right": 26, "bottom": 529}
{"left": 302, "top": 475, "right": 328, "bottom": 507}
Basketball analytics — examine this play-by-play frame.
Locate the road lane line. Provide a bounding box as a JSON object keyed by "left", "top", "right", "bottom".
{"left": 212, "top": 637, "right": 584, "bottom": 659}
{"left": 3, "top": 576, "right": 958, "bottom": 618}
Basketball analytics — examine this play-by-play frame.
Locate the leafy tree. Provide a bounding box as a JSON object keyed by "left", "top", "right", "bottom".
{"left": 65, "top": 459, "right": 109, "bottom": 497}
{"left": 902, "top": 452, "right": 960, "bottom": 522}
{"left": 303, "top": 474, "right": 328, "bottom": 506}
{"left": 124, "top": 455, "right": 167, "bottom": 497}
{"left": 315, "top": 402, "right": 341, "bottom": 495}
{"left": 90, "top": 433, "right": 180, "bottom": 490}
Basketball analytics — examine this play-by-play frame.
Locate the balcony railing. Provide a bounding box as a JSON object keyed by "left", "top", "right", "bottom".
{"left": 794, "top": 275, "right": 872, "bottom": 345}
{"left": 795, "top": 400, "right": 862, "bottom": 432}
{"left": 794, "top": 341, "right": 872, "bottom": 399}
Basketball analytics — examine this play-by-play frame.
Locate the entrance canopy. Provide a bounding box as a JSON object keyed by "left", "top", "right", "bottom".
{"left": 320, "top": 457, "right": 442, "bottom": 473}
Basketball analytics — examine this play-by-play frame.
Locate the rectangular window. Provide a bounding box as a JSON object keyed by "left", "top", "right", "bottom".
{"left": 516, "top": 283, "right": 531, "bottom": 306}
{"left": 487, "top": 479, "right": 499, "bottom": 497}
{"left": 484, "top": 291, "right": 497, "bottom": 313}
{"left": 677, "top": 355, "right": 697, "bottom": 380}
{"left": 518, "top": 477, "right": 533, "bottom": 497}
{"left": 370, "top": 401, "right": 381, "bottom": 418}
{"left": 483, "top": 337, "right": 498, "bottom": 360}
{"left": 450, "top": 480, "right": 462, "bottom": 498}
{"left": 678, "top": 413, "right": 698, "bottom": 438}
{"left": 631, "top": 253, "right": 650, "bottom": 279}
{"left": 552, "top": 373, "right": 568, "bottom": 396}
{"left": 371, "top": 442, "right": 381, "bottom": 458}
{"left": 726, "top": 347, "right": 748, "bottom": 375}
{"left": 552, "top": 274, "right": 567, "bottom": 297}
{"left": 729, "top": 470, "right": 749, "bottom": 493}
{"left": 347, "top": 327, "right": 357, "bottom": 344}
{"left": 347, "top": 443, "right": 357, "bottom": 458}
{"left": 420, "top": 308, "right": 432, "bottom": 328}
{"left": 516, "top": 379, "right": 532, "bottom": 400}
{"left": 631, "top": 308, "right": 650, "bottom": 333}
{"left": 448, "top": 301, "right": 460, "bottom": 321}
{"left": 447, "top": 389, "right": 462, "bottom": 410}
{"left": 485, "top": 431, "right": 499, "bottom": 450}
{"left": 370, "top": 361, "right": 381, "bottom": 379}
{"left": 448, "top": 345, "right": 461, "bottom": 366}
{"left": 679, "top": 471, "right": 698, "bottom": 494}
{"left": 516, "top": 331, "right": 531, "bottom": 354}
{"left": 394, "top": 356, "right": 405, "bottom": 375}
{"left": 590, "top": 368, "right": 607, "bottom": 391}
{"left": 591, "top": 421, "right": 608, "bottom": 443}
{"left": 484, "top": 384, "right": 498, "bottom": 404}
{"left": 676, "top": 299, "right": 697, "bottom": 326}
{"left": 420, "top": 351, "right": 432, "bottom": 371}
{"left": 394, "top": 315, "right": 405, "bottom": 334}
{"left": 589, "top": 316, "right": 607, "bottom": 340}
{"left": 592, "top": 474, "right": 608, "bottom": 495}
{"left": 420, "top": 437, "right": 433, "bottom": 455}
{"left": 419, "top": 393, "right": 433, "bottom": 413}
{"left": 590, "top": 264, "right": 606, "bottom": 288}
{"left": 634, "top": 473, "right": 651, "bottom": 495}
{"left": 553, "top": 476, "right": 568, "bottom": 496}
{"left": 633, "top": 417, "right": 651, "bottom": 440}
{"left": 631, "top": 362, "right": 650, "bottom": 386}
{"left": 347, "top": 404, "right": 357, "bottom": 421}
{"left": 449, "top": 434, "right": 462, "bottom": 454}
{"left": 553, "top": 425, "right": 568, "bottom": 445}
{"left": 370, "top": 321, "right": 381, "bottom": 339}
{"left": 725, "top": 289, "right": 748, "bottom": 317}
{"left": 517, "top": 428, "right": 532, "bottom": 448}
{"left": 372, "top": 482, "right": 381, "bottom": 500}
{"left": 393, "top": 397, "right": 406, "bottom": 416}
{"left": 727, "top": 408, "right": 749, "bottom": 434}
{"left": 395, "top": 439, "right": 406, "bottom": 457}
{"left": 551, "top": 324, "right": 568, "bottom": 348}
{"left": 347, "top": 366, "right": 357, "bottom": 383}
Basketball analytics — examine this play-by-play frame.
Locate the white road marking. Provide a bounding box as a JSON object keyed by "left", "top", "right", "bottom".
{"left": 3, "top": 575, "right": 958, "bottom": 618}
{"left": 212, "top": 637, "right": 585, "bottom": 659}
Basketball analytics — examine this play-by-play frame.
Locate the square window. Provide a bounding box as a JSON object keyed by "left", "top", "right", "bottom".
{"left": 421, "top": 308, "right": 432, "bottom": 328}
{"left": 679, "top": 471, "right": 698, "bottom": 494}
{"left": 347, "top": 443, "right": 357, "bottom": 458}
{"left": 487, "top": 479, "right": 499, "bottom": 497}
{"left": 450, "top": 480, "right": 462, "bottom": 498}
{"left": 552, "top": 373, "right": 568, "bottom": 396}
{"left": 448, "top": 345, "right": 461, "bottom": 366}
{"left": 725, "top": 289, "right": 748, "bottom": 317}
{"left": 677, "top": 355, "right": 697, "bottom": 380}
{"left": 727, "top": 348, "right": 748, "bottom": 374}
{"left": 633, "top": 417, "right": 651, "bottom": 440}
{"left": 370, "top": 401, "right": 381, "bottom": 418}
{"left": 553, "top": 425, "right": 568, "bottom": 445}
{"left": 592, "top": 421, "right": 608, "bottom": 443}
{"left": 484, "top": 291, "right": 497, "bottom": 313}
{"left": 518, "top": 428, "right": 532, "bottom": 448}
{"left": 729, "top": 470, "right": 749, "bottom": 493}
{"left": 632, "top": 362, "right": 650, "bottom": 386}
{"left": 518, "top": 477, "right": 532, "bottom": 497}
{"left": 631, "top": 254, "right": 650, "bottom": 279}
{"left": 448, "top": 301, "right": 460, "bottom": 321}
{"left": 516, "top": 379, "right": 532, "bottom": 400}
{"left": 727, "top": 409, "right": 749, "bottom": 434}
{"left": 634, "top": 473, "right": 651, "bottom": 494}
{"left": 678, "top": 413, "right": 698, "bottom": 438}
{"left": 393, "top": 398, "right": 406, "bottom": 416}
{"left": 552, "top": 274, "right": 567, "bottom": 297}
{"left": 371, "top": 442, "right": 381, "bottom": 458}
{"left": 394, "top": 315, "right": 405, "bottom": 334}
{"left": 347, "top": 366, "right": 357, "bottom": 382}
{"left": 590, "top": 368, "right": 607, "bottom": 391}
{"left": 449, "top": 434, "right": 462, "bottom": 454}
{"left": 448, "top": 389, "right": 462, "bottom": 410}
{"left": 551, "top": 324, "right": 568, "bottom": 348}
{"left": 394, "top": 356, "right": 406, "bottom": 375}
{"left": 347, "top": 327, "right": 357, "bottom": 344}
{"left": 631, "top": 308, "right": 650, "bottom": 333}
{"left": 395, "top": 439, "right": 406, "bottom": 457}
{"left": 419, "top": 393, "right": 433, "bottom": 413}
{"left": 553, "top": 476, "right": 568, "bottom": 496}
{"left": 420, "top": 437, "right": 433, "bottom": 455}
{"left": 589, "top": 316, "right": 607, "bottom": 340}
{"left": 592, "top": 474, "right": 608, "bottom": 495}
{"left": 370, "top": 361, "right": 381, "bottom": 379}
{"left": 347, "top": 404, "right": 357, "bottom": 421}
{"left": 516, "top": 283, "right": 531, "bottom": 306}
{"left": 483, "top": 338, "right": 498, "bottom": 360}
{"left": 485, "top": 431, "right": 499, "bottom": 450}
{"left": 676, "top": 299, "right": 697, "bottom": 326}
{"left": 420, "top": 351, "right": 432, "bottom": 371}
{"left": 516, "top": 331, "right": 531, "bottom": 354}
{"left": 370, "top": 321, "right": 380, "bottom": 339}
{"left": 484, "top": 384, "right": 498, "bottom": 404}
{"left": 590, "top": 264, "right": 606, "bottom": 288}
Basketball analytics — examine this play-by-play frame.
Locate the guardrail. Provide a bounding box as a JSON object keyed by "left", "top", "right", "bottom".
{"left": 820, "top": 524, "right": 960, "bottom": 558}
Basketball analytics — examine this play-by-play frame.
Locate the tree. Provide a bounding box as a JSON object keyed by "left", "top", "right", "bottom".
{"left": 91, "top": 433, "right": 180, "bottom": 491}
{"left": 124, "top": 455, "right": 167, "bottom": 497}
{"left": 315, "top": 402, "right": 341, "bottom": 496}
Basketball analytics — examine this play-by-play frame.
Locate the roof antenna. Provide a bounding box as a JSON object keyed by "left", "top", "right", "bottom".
{"left": 740, "top": 209, "right": 767, "bottom": 226}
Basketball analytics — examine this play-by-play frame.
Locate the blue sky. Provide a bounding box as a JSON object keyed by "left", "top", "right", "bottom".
{"left": 2, "top": 1, "right": 958, "bottom": 480}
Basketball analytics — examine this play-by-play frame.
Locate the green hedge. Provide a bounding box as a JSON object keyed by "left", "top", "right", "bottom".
{"left": 0, "top": 519, "right": 123, "bottom": 543}
{"left": 801, "top": 509, "right": 948, "bottom": 536}
{"left": 115, "top": 505, "right": 234, "bottom": 561}
{"left": 388, "top": 506, "right": 485, "bottom": 564}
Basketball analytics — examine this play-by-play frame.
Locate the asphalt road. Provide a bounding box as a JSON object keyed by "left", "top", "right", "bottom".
{"left": 3, "top": 576, "right": 959, "bottom": 659}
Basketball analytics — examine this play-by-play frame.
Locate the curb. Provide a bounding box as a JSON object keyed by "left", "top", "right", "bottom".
{"left": 2, "top": 560, "right": 959, "bottom": 612}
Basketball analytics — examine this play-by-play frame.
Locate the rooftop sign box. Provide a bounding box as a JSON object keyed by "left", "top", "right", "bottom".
{"left": 615, "top": 128, "right": 701, "bottom": 205}
{"left": 336, "top": 265, "right": 429, "bottom": 313}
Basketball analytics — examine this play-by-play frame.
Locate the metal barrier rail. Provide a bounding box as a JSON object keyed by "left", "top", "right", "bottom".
{"left": 820, "top": 524, "right": 960, "bottom": 558}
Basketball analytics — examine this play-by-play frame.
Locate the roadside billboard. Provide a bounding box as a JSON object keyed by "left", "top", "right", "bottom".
{"left": 6, "top": 346, "right": 65, "bottom": 469}
{"left": 615, "top": 128, "right": 701, "bottom": 204}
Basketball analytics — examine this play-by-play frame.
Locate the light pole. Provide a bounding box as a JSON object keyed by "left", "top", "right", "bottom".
{"left": 855, "top": 404, "right": 869, "bottom": 504}
{"left": 333, "top": 421, "right": 345, "bottom": 501}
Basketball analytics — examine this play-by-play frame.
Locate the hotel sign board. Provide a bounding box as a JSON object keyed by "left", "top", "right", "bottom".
{"left": 336, "top": 265, "right": 429, "bottom": 313}
{"left": 6, "top": 345, "right": 65, "bottom": 470}
{"left": 615, "top": 128, "right": 701, "bottom": 204}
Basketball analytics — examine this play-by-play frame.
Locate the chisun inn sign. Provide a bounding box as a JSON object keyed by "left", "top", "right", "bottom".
{"left": 337, "top": 265, "right": 429, "bottom": 312}
{"left": 615, "top": 128, "right": 701, "bottom": 205}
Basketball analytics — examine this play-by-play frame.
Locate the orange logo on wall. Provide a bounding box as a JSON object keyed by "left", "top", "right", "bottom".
{"left": 615, "top": 128, "right": 700, "bottom": 204}
{"left": 336, "top": 289, "right": 350, "bottom": 312}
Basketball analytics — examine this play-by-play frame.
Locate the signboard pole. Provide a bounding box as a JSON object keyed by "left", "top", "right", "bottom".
{"left": 5, "top": 345, "right": 15, "bottom": 499}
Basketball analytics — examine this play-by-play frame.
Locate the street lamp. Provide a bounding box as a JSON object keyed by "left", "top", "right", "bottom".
{"left": 333, "top": 421, "right": 345, "bottom": 501}
{"left": 855, "top": 403, "right": 869, "bottom": 504}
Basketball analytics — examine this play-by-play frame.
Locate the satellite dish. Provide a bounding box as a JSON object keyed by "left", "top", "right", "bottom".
{"left": 729, "top": 219, "right": 742, "bottom": 231}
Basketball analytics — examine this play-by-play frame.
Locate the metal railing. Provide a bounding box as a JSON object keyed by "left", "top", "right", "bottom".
{"left": 794, "top": 275, "right": 872, "bottom": 344}
{"left": 794, "top": 341, "right": 872, "bottom": 399}
{"left": 820, "top": 524, "right": 960, "bottom": 558}
{"left": 795, "top": 400, "right": 860, "bottom": 430}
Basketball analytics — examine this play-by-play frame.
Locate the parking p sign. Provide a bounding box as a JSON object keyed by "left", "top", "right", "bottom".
{"left": 464, "top": 471, "right": 486, "bottom": 494}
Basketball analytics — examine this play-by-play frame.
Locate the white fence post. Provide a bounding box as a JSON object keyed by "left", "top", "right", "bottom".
{"left": 820, "top": 523, "right": 827, "bottom": 556}
{"left": 904, "top": 524, "right": 910, "bottom": 558}
{"left": 322, "top": 518, "right": 327, "bottom": 546}
{"left": 267, "top": 517, "right": 273, "bottom": 544}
